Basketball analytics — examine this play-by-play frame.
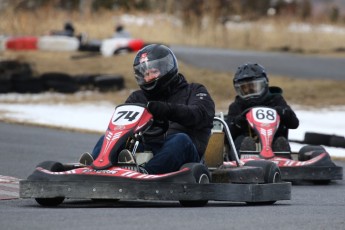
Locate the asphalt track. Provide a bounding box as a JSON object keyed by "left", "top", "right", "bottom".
{"left": 0, "top": 122, "right": 344, "bottom": 230}
{"left": 1, "top": 47, "right": 345, "bottom": 229}
{"left": 171, "top": 45, "right": 345, "bottom": 81}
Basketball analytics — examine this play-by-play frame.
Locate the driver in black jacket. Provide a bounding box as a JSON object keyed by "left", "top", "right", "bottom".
{"left": 89, "top": 44, "right": 215, "bottom": 174}
{"left": 226, "top": 63, "right": 299, "bottom": 153}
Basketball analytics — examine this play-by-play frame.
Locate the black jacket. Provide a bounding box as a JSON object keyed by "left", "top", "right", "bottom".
{"left": 226, "top": 86, "right": 299, "bottom": 140}
{"left": 125, "top": 74, "right": 215, "bottom": 157}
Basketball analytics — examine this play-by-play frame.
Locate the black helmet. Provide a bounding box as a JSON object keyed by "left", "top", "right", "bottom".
{"left": 133, "top": 44, "right": 178, "bottom": 94}
{"left": 233, "top": 63, "right": 269, "bottom": 100}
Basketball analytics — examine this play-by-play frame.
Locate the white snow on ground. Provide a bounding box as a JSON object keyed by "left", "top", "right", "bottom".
{"left": 0, "top": 99, "right": 344, "bottom": 158}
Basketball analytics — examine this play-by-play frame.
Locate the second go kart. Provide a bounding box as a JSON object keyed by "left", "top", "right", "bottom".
{"left": 206, "top": 107, "right": 343, "bottom": 184}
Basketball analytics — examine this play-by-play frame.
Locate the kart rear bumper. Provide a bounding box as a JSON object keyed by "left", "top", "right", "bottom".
{"left": 20, "top": 180, "right": 291, "bottom": 203}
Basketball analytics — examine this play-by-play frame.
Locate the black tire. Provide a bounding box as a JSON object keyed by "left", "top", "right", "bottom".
{"left": 34, "top": 161, "right": 65, "bottom": 207}
{"left": 73, "top": 74, "right": 97, "bottom": 89}
{"left": 298, "top": 145, "right": 326, "bottom": 161}
{"left": 179, "top": 163, "right": 210, "bottom": 207}
{"left": 304, "top": 132, "right": 331, "bottom": 146}
{"left": 41, "top": 73, "right": 79, "bottom": 93}
{"left": 78, "top": 44, "right": 100, "bottom": 52}
{"left": 0, "top": 61, "right": 33, "bottom": 81}
{"left": 244, "top": 160, "right": 281, "bottom": 183}
{"left": 36, "top": 161, "right": 65, "bottom": 172}
{"left": 0, "top": 79, "right": 12, "bottom": 93}
{"left": 244, "top": 160, "right": 281, "bottom": 205}
{"left": 329, "top": 136, "right": 345, "bottom": 148}
{"left": 35, "top": 197, "right": 65, "bottom": 207}
{"left": 12, "top": 78, "right": 45, "bottom": 93}
{"left": 93, "top": 74, "right": 125, "bottom": 92}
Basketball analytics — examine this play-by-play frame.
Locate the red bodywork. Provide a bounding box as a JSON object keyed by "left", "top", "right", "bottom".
{"left": 246, "top": 107, "right": 280, "bottom": 159}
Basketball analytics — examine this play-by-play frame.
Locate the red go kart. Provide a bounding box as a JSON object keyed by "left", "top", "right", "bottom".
{"left": 20, "top": 104, "right": 291, "bottom": 207}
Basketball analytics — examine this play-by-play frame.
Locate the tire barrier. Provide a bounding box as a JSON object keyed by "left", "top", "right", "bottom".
{"left": 0, "top": 60, "right": 125, "bottom": 94}
{"left": 40, "top": 72, "right": 79, "bottom": 94}
{"left": 38, "top": 36, "right": 79, "bottom": 51}
{"left": 93, "top": 74, "right": 125, "bottom": 91}
{"left": 329, "top": 135, "right": 345, "bottom": 148}
{"left": 290, "top": 132, "right": 345, "bottom": 149}
{"left": 304, "top": 132, "right": 332, "bottom": 146}
{"left": 3, "top": 35, "right": 145, "bottom": 55}
{"left": 6, "top": 36, "right": 38, "bottom": 50}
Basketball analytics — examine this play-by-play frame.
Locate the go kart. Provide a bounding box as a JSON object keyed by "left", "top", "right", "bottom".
{"left": 207, "top": 107, "right": 343, "bottom": 184}
{"left": 20, "top": 104, "right": 291, "bottom": 207}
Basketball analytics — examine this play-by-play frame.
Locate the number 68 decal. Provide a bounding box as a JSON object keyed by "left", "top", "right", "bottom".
{"left": 252, "top": 108, "right": 277, "bottom": 123}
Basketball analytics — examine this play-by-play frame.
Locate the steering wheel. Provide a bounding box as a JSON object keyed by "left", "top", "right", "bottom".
{"left": 143, "top": 119, "right": 169, "bottom": 137}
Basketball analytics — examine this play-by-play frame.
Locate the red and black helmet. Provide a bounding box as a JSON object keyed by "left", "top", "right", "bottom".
{"left": 133, "top": 44, "right": 178, "bottom": 94}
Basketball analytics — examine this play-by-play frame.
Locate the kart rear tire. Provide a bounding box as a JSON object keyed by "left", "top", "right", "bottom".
{"left": 298, "top": 145, "right": 326, "bottom": 161}
{"left": 244, "top": 160, "right": 281, "bottom": 183}
{"left": 244, "top": 161, "right": 281, "bottom": 205}
{"left": 179, "top": 163, "right": 210, "bottom": 207}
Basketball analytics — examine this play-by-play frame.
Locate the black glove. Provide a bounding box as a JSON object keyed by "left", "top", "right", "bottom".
{"left": 233, "top": 115, "right": 246, "bottom": 128}
{"left": 147, "top": 101, "right": 171, "bottom": 120}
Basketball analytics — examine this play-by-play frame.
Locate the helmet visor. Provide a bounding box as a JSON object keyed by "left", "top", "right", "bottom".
{"left": 234, "top": 78, "right": 267, "bottom": 99}
{"left": 134, "top": 54, "right": 175, "bottom": 87}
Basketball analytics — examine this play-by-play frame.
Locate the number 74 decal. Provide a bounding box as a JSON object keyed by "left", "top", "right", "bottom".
{"left": 114, "top": 111, "right": 139, "bottom": 122}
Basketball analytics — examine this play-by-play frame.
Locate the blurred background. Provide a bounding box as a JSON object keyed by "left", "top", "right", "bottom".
{"left": 1, "top": 0, "right": 345, "bottom": 52}
{"left": 0, "top": 0, "right": 344, "bottom": 110}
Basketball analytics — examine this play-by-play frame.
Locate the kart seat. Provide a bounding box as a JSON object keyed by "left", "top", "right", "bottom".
{"left": 204, "top": 130, "right": 225, "bottom": 169}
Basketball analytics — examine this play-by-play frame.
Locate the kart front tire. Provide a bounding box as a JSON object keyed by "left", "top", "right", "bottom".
{"left": 179, "top": 163, "right": 210, "bottom": 207}
{"left": 34, "top": 161, "right": 65, "bottom": 206}
{"left": 35, "top": 197, "right": 65, "bottom": 207}
{"left": 36, "top": 161, "right": 65, "bottom": 172}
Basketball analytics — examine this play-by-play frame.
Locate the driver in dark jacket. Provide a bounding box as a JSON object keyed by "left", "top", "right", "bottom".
{"left": 226, "top": 63, "right": 299, "bottom": 153}
{"left": 90, "top": 44, "right": 215, "bottom": 174}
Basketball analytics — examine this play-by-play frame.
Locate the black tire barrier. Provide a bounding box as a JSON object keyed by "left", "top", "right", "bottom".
{"left": 40, "top": 72, "right": 79, "bottom": 93}
{"left": 93, "top": 74, "right": 125, "bottom": 92}
{"left": 0, "top": 60, "right": 33, "bottom": 81}
{"left": 304, "top": 132, "right": 332, "bottom": 146}
{"left": 73, "top": 74, "right": 98, "bottom": 89}
{"left": 12, "top": 78, "right": 45, "bottom": 93}
{"left": 329, "top": 136, "right": 345, "bottom": 148}
{"left": 78, "top": 43, "right": 100, "bottom": 52}
{"left": 0, "top": 59, "right": 126, "bottom": 94}
{"left": 0, "top": 79, "right": 12, "bottom": 93}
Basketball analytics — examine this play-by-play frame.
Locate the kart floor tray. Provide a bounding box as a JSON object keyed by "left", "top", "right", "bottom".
{"left": 20, "top": 180, "right": 291, "bottom": 203}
